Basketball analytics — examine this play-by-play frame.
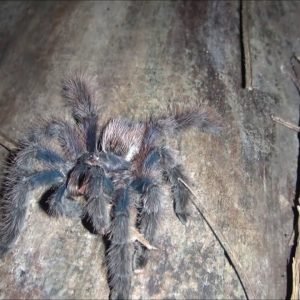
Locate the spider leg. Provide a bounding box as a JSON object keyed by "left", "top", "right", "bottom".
{"left": 45, "top": 120, "right": 85, "bottom": 159}
{"left": 46, "top": 163, "right": 114, "bottom": 224}
{"left": 62, "top": 74, "right": 98, "bottom": 152}
{"left": 131, "top": 149, "right": 162, "bottom": 270}
{"left": 15, "top": 144, "right": 68, "bottom": 174}
{"left": 84, "top": 166, "right": 114, "bottom": 234}
{"left": 46, "top": 182, "right": 83, "bottom": 219}
{"left": 151, "top": 106, "right": 222, "bottom": 136}
{"left": 107, "top": 187, "right": 132, "bottom": 300}
{"left": 28, "top": 120, "right": 85, "bottom": 160}
{"left": 0, "top": 169, "right": 64, "bottom": 257}
{"left": 160, "top": 147, "right": 190, "bottom": 224}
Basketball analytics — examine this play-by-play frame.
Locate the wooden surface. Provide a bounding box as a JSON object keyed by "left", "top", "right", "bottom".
{"left": 0, "top": 1, "right": 299, "bottom": 299}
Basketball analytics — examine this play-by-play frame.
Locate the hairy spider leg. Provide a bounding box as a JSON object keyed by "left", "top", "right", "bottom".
{"left": 45, "top": 121, "right": 86, "bottom": 159}
{"left": 159, "top": 148, "right": 191, "bottom": 224}
{"left": 0, "top": 137, "right": 72, "bottom": 256}
{"left": 62, "top": 75, "right": 98, "bottom": 152}
{"left": 15, "top": 144, "right": 68, "bottom": 173}
{"left": 83, "top": 166, "right": 114, "bottom": 234}
{"left": 83, "top": 116, "right": 98, "bottom": 153}
{"left": 49, "top": 161, "right": 93, "bottom": 220}
{"left": 152, "top": 106, "right": 222, "bottom": 136}
{"left": 131, "top": 148, "right": 162, "bottom": 270}
{"left": 0, "top": 169, "right": 64, "bottom": 257}
{"left": 46, "top": 156, "right": 114, "bottom": 232}
{"left": 27, "top": 120, "right": 86, "bottom": 161}
{"left": 12, "top": 125, "right": 88, "bottom": 220}
{"left": 107, "top": 187, "right": 132, "bottom": 300}
{"left": 46, "top": 182, "right": 79, "bottom": 218}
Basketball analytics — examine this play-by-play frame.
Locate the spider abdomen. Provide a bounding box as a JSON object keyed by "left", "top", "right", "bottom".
{"left": 101, "top": 118, "right": 145, "bottom": 160}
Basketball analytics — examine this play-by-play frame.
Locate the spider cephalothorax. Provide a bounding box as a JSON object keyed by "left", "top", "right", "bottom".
{"left": 0, "top": 74, "right": 222, "bottom": 299}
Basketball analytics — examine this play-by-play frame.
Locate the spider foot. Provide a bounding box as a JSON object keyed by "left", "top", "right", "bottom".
{"left": 175, "top": 211, "right": 188, "bottom": 225}
{"left": 98, "top": 225, "right": 111, "bottom": 236}
{"left": 131, "top": 227, "right": 158, "bottom": 270}
{"left": 109, "top": 289, "right": 129, "bottom": 300}
{"left": 133, "top": 245, "right": 149, "bottom": 271}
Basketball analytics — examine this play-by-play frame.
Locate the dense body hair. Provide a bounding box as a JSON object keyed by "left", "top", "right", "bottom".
{"left": 0, "top": 74, "right": 222, "bottom": 299}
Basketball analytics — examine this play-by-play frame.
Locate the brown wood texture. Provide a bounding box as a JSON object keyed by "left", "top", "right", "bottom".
{"left": 0, "top": 1, "right": 299, "bottom": 299}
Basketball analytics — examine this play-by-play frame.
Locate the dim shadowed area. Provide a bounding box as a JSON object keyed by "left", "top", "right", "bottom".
{"left": 0, "top": 1, "right": 299, "bottom": 299}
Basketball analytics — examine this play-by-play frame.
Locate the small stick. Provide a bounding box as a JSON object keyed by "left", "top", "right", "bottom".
{"left": 271, "top": 115, "right": 300, "bottom": 133}
{"left": 179, "top": 177, "right": 256, "bottom": 300}
{"left": 130, "top": 226, "right": 158, "bottom": 250}
{"left": 241, "top": 0, "right": 253, "bottom": 90}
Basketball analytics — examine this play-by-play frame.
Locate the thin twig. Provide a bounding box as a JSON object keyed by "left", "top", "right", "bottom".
{"left": 271, "top": 115, "right": 300, "bottom": 133}
{"left": 0, "top": 131, "right": 17, "bottom": 151}
{"left": 241, "top": 0, "right": 253, "bottom": 90}
{"left": 130, "top": 226, "right": 158, "bottom": 250}
{"left": 179, "top": 177, "right": 256, "bottom": 300}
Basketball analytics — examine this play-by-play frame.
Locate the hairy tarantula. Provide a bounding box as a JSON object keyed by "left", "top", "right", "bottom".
{"left": 0, "top": 75, "right": 221, "bottom": 299}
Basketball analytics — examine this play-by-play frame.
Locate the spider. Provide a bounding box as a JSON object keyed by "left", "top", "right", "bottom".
{"left": 0, "top": 74, "right": 222, "bottom": 299}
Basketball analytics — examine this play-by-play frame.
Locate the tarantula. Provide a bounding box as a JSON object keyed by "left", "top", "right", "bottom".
{"left": 0, "top": 75, "right": 221, "bottom": 299}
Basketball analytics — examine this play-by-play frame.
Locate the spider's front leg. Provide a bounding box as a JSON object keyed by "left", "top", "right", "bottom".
{"left": 83, "top": 166, "right": 113, "bottom": 234}
{"left": 107, "top": 187, "right": 132, "bottom": 300}
{"left": 62, "top": 74, "right": 98, "bottom": 153}
{"left": 131, "top": 149, "right": 163, "bottom": 271}
{"left": 45, "top": 182, "right": 84, "bottom": 219}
